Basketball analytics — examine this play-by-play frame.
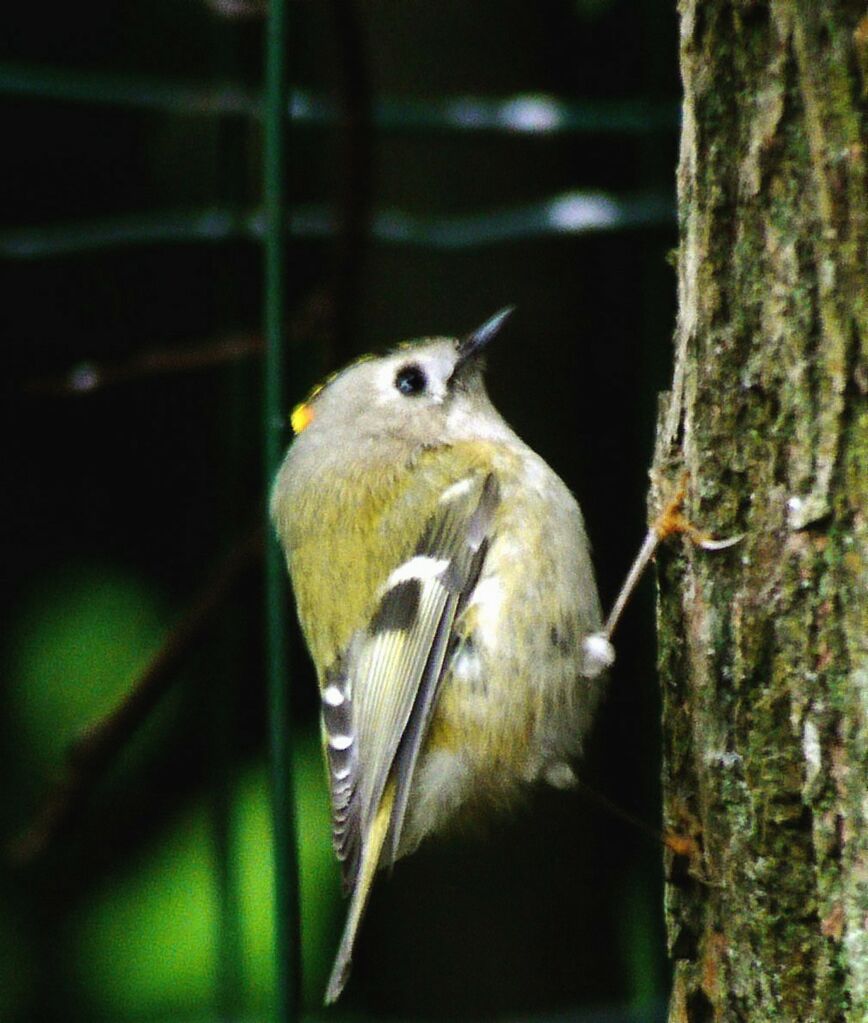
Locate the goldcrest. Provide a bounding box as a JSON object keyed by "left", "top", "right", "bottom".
{"left": 270, "top": 308, "right": 614, "bottom": 1003}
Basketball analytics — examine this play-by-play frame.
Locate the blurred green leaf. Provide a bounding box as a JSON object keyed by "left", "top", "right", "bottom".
{"left": 617, "top": 865, "right": 664, "bottom": 1012}
{"left": 71, "top": 732, "right": 339, "bottom": 1018}
{"left": 233, "top": 733, "right": 341, "bottom": 1011}
{"left": 5, "top": 561, "right": 168, "bottom": 772}
{"left": 73, "top": 798, "right": 219, "bottom": 1017}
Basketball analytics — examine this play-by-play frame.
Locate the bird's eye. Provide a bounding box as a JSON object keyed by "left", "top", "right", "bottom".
{"left": 394, "top": 364, "right": 427, "bottom": 396}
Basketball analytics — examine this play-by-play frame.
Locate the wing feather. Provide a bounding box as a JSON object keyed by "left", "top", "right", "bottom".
{"left": 319, "top": 470, "right": 500, "bottom": 1002}
{"left": 319, "top": 472, "right": 499, "bottom": 890}
{"left": 385, "top": 477, "right": 497, "bottom": 864}
{"left": 321, "top": 663, "right": 361, "bottom": 888}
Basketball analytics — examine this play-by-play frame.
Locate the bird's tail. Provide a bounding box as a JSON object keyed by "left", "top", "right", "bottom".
{"left": 324, "top": 790, "right": 393, "bottom": 1004}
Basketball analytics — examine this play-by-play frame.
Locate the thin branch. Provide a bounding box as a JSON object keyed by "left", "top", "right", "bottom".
{"left": 203, "top": 0, "right": 267, "bottom": 19}
{"left": 25, "top": 332, "right": 263, "bottom": 397}
{"left": 603, "top": 473, "right": 743, "bottom": 641}
{"left": 9, "top": 526, "right": 264, "bottom": 866}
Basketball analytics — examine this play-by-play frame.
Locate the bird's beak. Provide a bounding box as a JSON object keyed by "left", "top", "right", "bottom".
{"left": 453, "top": 306, "right": 515, "bottom": 373}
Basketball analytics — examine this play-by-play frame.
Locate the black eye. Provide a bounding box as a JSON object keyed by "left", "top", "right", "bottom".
{"left": 395, "top": 364, "right": 427, "bottom": 396}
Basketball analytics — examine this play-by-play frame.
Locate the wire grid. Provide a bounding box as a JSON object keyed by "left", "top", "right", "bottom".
{"left": 263, "top": 2, "right": 301, "bottom": 1020}
{"left": 1, "top": 7, "right": 677, "bottom": 1022}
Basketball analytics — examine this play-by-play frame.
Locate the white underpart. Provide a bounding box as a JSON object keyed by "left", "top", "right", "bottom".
{"left": 446, "top": 404, "right": 518, "bottom": 443}
{"left": 439, "top": 477, "right": 474, "bottom": 503}
{"left": 466, "top": 575, "right": 505, "bottom": 650}
{"left": 544, "top": 762, "right": 578, "bottom": 789}
{"left": 451, "top": 644, "right": 482, "bottom": 685}
{"left": 402, "top": 748, "right": 472, "bottom": 851}
{"left": 385, "top": 555, "right": 449, "bottom": 588}
{"left": 517, "top": 452, "right": 553, "bottom": 494}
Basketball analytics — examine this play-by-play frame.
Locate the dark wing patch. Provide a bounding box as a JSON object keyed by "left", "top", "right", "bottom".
{"left": 385, "top": 473, "right": 499, "bottom": 863}
{"left": 369, "top": 577, "right": 421, "bottom": 634}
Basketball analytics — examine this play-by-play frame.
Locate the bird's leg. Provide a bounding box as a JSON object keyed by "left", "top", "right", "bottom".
{"left": 581, "top": 473, "right": 743, "bottom": 676}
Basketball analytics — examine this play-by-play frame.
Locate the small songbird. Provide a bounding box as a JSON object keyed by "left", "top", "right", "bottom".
{"left": 270, "top": 308, "right": 614, "bottom": 1003}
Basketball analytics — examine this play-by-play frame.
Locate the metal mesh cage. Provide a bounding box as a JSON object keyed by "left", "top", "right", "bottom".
{"left": 1, "top": 3, "right": 678, "bottom": 1020}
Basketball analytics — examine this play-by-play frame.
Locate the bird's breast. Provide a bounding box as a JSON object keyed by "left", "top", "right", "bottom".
{"left": 417, "top": 448, "right": 599, "bottom": 806}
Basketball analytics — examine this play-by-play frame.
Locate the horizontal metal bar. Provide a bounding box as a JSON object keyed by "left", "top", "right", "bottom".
{"left": 0, "top": 62, "right": 678, "bottom": 135}
{"left": 312, "top": 92, "right": 679, "bottom": 136}
{"left": 0, "top": 62, "right": 260, "bottom": 116}
{"left": 0, "top": 208, "right": 258, "bottom": 258}
{"left": 0, "top": 190, "right": 674, "bottom": 260}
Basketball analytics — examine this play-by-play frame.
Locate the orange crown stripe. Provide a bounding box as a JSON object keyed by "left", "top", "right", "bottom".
{"left": 290, "top": 402, "right": 315, "bottom": 435}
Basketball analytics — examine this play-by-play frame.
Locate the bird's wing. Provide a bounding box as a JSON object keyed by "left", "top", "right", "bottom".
{"left": 320, "top": 471, "right": 499, "bottom": 891}
{"left": 321, "top": 470, "right": 499, "bottom": 1003}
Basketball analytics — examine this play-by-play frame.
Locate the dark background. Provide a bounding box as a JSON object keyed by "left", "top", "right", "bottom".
{"left": 1, "top": 2, "right": 679, "bottom": 1020}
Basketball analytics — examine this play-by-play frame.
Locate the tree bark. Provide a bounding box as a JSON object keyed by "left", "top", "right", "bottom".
{"left": 654, "top": 3, "right": 867, "bottom": 1021}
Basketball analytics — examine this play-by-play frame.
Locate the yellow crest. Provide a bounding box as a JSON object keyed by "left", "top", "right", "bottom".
{"left": 288, "top": 353, "right": 379, "bottom": 435}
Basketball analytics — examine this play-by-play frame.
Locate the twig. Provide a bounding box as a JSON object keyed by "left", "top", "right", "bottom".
{"left": 603, "top": 473, "right": 743, "bottom": 641}
{"left": 9, "top": 526, "right": 264, "bottom": 866}
{"left": 203, "top": 0, "right": 267, "bottom": 19}
{"left": 25, "top": 332, "right": 263, "bottom": 397}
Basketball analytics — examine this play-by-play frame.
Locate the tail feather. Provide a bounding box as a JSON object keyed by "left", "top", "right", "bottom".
{"left": 324, "top": 789, "right": 393, "bottom": 1004}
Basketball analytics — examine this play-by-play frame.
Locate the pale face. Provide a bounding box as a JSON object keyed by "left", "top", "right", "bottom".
{"left": 304, "top": 338, "right": 483, "bottom": 443}
{"left": 369, "top": 340, "right": 462, "bottom": 410}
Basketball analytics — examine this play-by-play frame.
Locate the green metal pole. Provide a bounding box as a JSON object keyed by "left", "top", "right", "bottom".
{"left": 264, "top": 1, "right": 301, "bottom": 1020}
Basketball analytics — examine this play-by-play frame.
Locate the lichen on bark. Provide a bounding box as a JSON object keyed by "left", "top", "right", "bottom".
{"left": 655, "top": 3, "right": 867, "bottom": 1021}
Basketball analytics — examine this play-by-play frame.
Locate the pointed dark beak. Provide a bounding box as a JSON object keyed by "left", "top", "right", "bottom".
{"left": 454, "top": 306, "right": 515, "bottom": 371}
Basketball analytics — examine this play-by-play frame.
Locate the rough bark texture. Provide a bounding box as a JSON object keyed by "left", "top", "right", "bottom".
{"left": 655, "top": 3, "right": 867, "bottom": 1021}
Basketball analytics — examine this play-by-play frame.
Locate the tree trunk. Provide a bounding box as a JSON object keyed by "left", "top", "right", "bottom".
{"left": 654, "top": 3, "right": 867, "bottom": 1021}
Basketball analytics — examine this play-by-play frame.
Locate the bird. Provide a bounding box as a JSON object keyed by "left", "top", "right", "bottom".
{"left": 270, "top": 308, "right": 613, "bottom": 1002}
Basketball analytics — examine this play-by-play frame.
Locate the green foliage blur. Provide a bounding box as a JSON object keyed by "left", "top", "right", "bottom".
{"left": 4, "top": 562, "right": 341, "bottom": 1018}
{"left": 2, "top": 1, "right": 678, "bottom": 1020}
{"left": 8, "top": 565, "right": 169, "bottom": 775}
